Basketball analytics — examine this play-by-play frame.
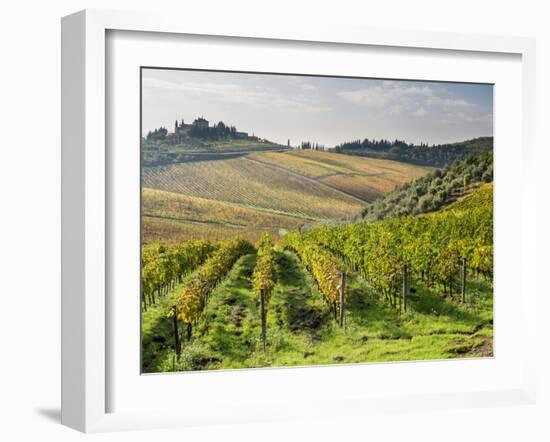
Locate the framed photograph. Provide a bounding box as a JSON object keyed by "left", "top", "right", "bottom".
{"left": 139, "top": 67, "right": 495, "bottom": 374}
{"left": 61, "top": 9, "right": 537, "bottom": 432}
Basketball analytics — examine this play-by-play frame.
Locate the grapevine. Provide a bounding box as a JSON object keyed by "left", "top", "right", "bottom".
{"left": 251, "top": 232, "right": 276, "bottom": 349}
{"left": 170, "top": 237, "right": 254, "bottom": 340}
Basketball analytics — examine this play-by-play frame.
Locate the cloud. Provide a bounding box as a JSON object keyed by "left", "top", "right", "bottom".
{"left": 390, "top": 104, "right": 403, "bottom": 115}
{"left": 337, "top": 81, "right": 480, "bottom": 122}
{"left": 426, "top": 97, "right": 475, "bottom": 109}
{"left": 142, "top": 71, "right": 492, "bottom": 144}
{"left": 412, "top": 106, "right": 427, "bottom": 117}
{"left": 143, "top": 76, "right": 328, "bottom": 113}
{"left": 300, "top": 83, "right": 317, "bottom": 92}
{"left": 336, "top": 84, "right": 434, "bottom": 108}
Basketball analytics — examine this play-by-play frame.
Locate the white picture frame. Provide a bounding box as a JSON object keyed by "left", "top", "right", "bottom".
{"left": 61, "top": 9, "right": 538, "bottom": 433}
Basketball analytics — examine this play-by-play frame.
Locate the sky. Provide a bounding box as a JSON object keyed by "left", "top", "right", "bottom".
{"left": 141, "top": 68, "right": 493, "bottom": 147}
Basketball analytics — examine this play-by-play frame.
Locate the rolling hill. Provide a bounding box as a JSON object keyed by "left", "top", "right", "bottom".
{"left": 141, "top": 150, "right": 431, "bottom": 244}
{"left": 142, "top": 120, "right": 287, "bottom": 166}
{"left": 356, "top": 152, "right": 493, "bottom": 221}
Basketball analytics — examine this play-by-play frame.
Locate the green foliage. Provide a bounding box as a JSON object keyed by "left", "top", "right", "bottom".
{"left": 335, "top": 136, "right": 493, "bottom": 167}
{"left": 141, "top": 240, "right": 216, "bottom": 310}
{"left": 142, "top": 250, "right": 493, "bottom": 372}
{"left": 142, "top": 118, "right": 283, "bottom": 166}
{"left": 285, "top": 231, "right": 344, "bottom": 320}
{"left": 294, "top": 184, "right": 493, "bottom": 310}
{"left": 444, "top": 183, "right": 493, "bottom": 212}
{"left": 188, "top": 120, "right": 236, "bottom": 140}
{"left": 172, "top": 237, "right": 255, "bottom": 324}
{"left": 252, "top": 232, "right": 276, "bottom": 303}
{"left": 359, "top": 152, "right": 493, "bottom": 221}
{"left": 145, "top": 127, "right": 168, "bottom": 142}
{"left": 164, "top": 341, "right": 212, "bottom": 372}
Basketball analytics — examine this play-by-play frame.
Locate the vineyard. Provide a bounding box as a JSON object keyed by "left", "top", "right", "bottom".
{"left": 247, "top": 150, "right": 430, "bottom": 201}
{"left": 289, "top": 183, "right": 492, "bottom": 312}
{"left": 141, "top": 184, "right": 493, "bottom": 373}
{"left": 141, "top": 150, "right": 431, "bottom": 245}
{"left": 142, "top": 156, "right": 366, "bottom": 220}
{"left": 141, "top": 240, "right": 216, "bottom": 311}
{"left": 142, "top": 187, "right": 302, "bottom": 244}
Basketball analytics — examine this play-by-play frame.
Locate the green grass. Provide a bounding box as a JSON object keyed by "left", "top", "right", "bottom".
{"left": 142, "top": 250, "right": 493, "bottom": 373}
{"left": 141, "top": 283, "right": 180, "bottom": 373}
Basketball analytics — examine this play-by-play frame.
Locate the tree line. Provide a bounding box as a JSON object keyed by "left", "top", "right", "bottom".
{"left": 356, "top": 152, "right": 493, "bottom": 221}
{"left": 188, "top": 121, "right": 241, "bottom": 140}
{"left": 145, "top": 127, "right": 168, "bottom": 142}
{"left": 334, "top": 136, "right": 493, "bottom": 167}
{"left": 144, "top": 120, "right": 248, "bottom": 143}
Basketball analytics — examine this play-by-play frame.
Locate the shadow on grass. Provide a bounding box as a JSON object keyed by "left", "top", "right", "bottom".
{"left": 141, "top": 292, "right": 180, "bottom": 373}
{"left": 273, "top": 251, "right": 330, "bottom": 340}
{"left": 344, "top": 272, "right": 491, "bottom": 340}
{"left": 344, "top": 275, "right": 406, "bottom": 339}
{"left": 407, "top": 283, "right": 480, "bottom": 326}
{"left": 192, "top": 253, "right": 260, "bottom": 366}
{"left": 142, "top": 254, "right": 260, "bottom": 372}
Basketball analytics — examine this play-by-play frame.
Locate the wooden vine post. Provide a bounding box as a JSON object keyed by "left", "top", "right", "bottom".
{"left": 260, "top": 289, "right": 267, "bottom": 351}
{"left": 461, "top": 257, "right": 467, "bottom": 303}
{"left": 402, "top": 264, "right": 408, "bottom": 312}
{"left": 339, "top": 272, "right": 345, "bottom": 327}
{"left": 172, "top": 305, "right": 181, "bottom": 358}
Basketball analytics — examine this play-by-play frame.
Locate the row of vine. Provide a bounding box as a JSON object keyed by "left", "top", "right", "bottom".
{"left": 141, "top": 240, "right": 216, "bottom": 311}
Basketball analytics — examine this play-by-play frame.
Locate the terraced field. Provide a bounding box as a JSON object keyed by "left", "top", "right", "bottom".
{"left": 250, "top": 150, "right": 429, "bottom": 179}
{"left": 142, "top": 157, "right": 366, "bottom": 220}
{"left": 143, "top": 188, "right": 304, "bottom": 228}
{"left": 248, "top": 150, "right": 431, "bottom": 201}
{"left": 142, "top": 188, "right": 304, "bottom": 244}
{"left": 142, "top": 216, "right": 281, "bottom": 245}
{"left": 141, "top": 150, "right": 431, "bottom": 244}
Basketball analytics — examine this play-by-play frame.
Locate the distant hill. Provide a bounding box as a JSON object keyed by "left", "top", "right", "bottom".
{"left": 142, "top": 117, "right": 287, "bottom": 166}
{"left": 334, "top": 136, "right": 493, "bottom": 167}
{"left": 354, "top": 152, "right": 493, "bottom": 222}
